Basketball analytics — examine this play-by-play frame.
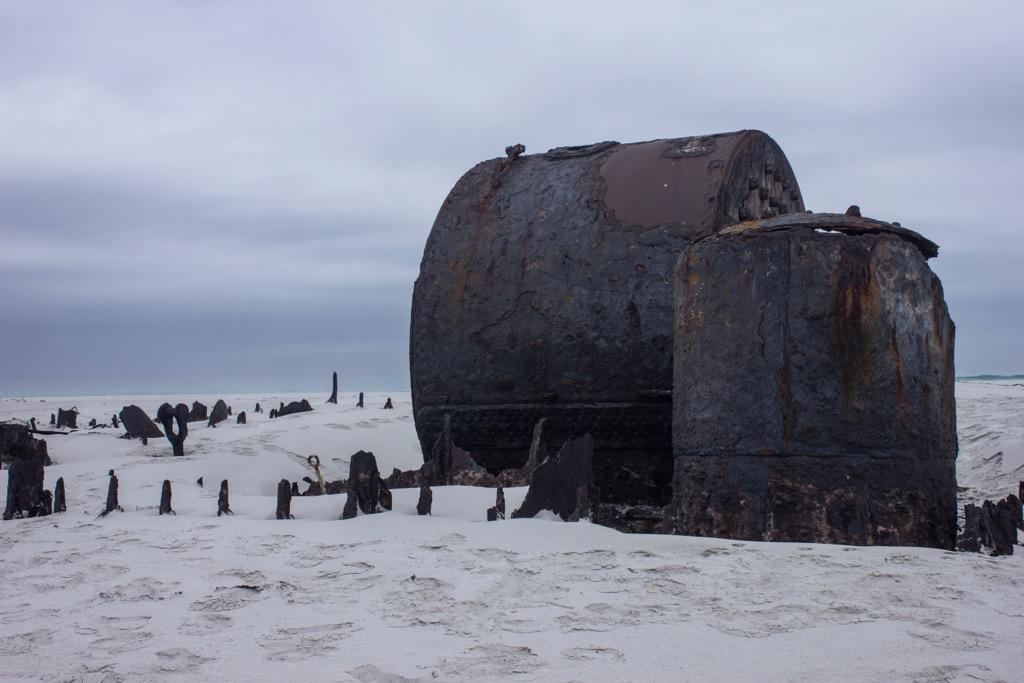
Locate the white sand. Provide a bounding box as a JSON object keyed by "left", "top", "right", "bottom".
{"left": 1, "top": 385, "right": 1022, "bottom": 682}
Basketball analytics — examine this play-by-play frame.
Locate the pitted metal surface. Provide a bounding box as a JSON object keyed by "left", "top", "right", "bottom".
{"left": 411, "top": 130, "right": 804, "bottom": 504}
{"left": 670, "top": 215, "right": 956, "bottom": 547}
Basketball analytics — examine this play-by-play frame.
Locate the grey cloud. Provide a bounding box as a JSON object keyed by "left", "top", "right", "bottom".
{"left": 2, "top": 1, "right": 1022, "bottom": 394}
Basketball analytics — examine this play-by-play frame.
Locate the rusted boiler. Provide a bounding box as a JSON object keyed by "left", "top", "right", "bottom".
{"left": 669, "top": 213, "right": 958, "bottom": 548}
{"left": 411, "top": 131, "right": 805, "bottom": 505}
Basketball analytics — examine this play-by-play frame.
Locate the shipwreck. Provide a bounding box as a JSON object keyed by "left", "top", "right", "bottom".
{"left": 410, "top": 130, "right": 957, "bottom": 548}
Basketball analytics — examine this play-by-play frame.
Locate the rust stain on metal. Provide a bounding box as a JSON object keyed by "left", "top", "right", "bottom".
{"left": 411, "top": 131, "right": 805, "bottom": 507}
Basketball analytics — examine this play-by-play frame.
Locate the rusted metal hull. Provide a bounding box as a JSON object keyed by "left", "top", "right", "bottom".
{"left": 411, "top": 131, "right": 804, "bottom": 504}
{"left": 669, "top": 214, "right": 957, "bottom": 548}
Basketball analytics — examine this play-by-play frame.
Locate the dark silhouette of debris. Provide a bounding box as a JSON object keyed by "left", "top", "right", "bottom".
{"left": 340, "top": 451, "right": 391, "bottom": 518}
{"left": 187, "top": 401, "right": 208, "bottom": 423}
{"left": 56, "top": 407, "right": 78, "bottom": 429}
{"left": 3, "top": 458, "right": 45, "bottom": 520}
{"left": 276, "top": 479, "right": 294, "bottom": 519}
{"left": 157, "top": 403, "right": 189, "bottom": 456}
{"left": 958, "top": 491, "right": 1021, "bottom": 556}
{"left": 327, "top": 372, "right": 339, "bottom": 404}
{"left": 417, "top": 482, "right": 432, "bottom": 516}
{"left": 159, "top": 480, "right": 175, "bottom": 515}
{"left": 0, "top": 422, "right": 50, "bottom": 466}
{"left": 217, "top": 479, "right": 232, "bottom": 516}
{"left": 54, "top": 477, "right": 66, "bottom": 513}
{"left": 208, "top": 400, "right": 230, "bottom": 427}
{"left": 342, "top": 486, "right": 358, "bottom": 520}
{"left": 307, "top": 455, "right": 326, "bottom": 495}
{"left": 99, "top": 470, "right": 123, "bottom": 517}
{"left": 119, "top": 405, "right": 163, "bottom": 441}
{"left": 513, "top": 434, "right": 598, "bottom": 522}
{"left": 271, "top": 400, "right": 313, "bottom": 418}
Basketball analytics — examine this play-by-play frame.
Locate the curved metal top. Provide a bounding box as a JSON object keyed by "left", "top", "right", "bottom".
{"left": 715, "top": 212, "right": 939, "bottom": 259}
{"left": 598, "top": 130, "right": 800, "bottom": 232}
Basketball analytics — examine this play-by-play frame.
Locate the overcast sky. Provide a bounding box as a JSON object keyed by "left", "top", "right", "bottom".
{"left": 2, "top": 1, "right": 1022, "bottom": 396}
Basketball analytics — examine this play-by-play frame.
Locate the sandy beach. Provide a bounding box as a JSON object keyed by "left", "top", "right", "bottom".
{"left": 1, "top": 383, "right": 1022, "bottom": 682}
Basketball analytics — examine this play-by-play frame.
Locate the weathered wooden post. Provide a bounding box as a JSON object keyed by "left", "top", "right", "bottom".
{"left": 327, "top": 371, "right": 339, "bottom": 404}
{"left": 217, "top": 480, "right": 232, "bottom": 516}
{"left": 276, "top": 479, "right": 294, "bottom": 519}
{"left": 157, "top": 403, "right": 189, "bottom": 456}
{"left": 417, "top": 482, "right": 432, "bottom": 516}
{"left": 100, "top": 470, "right": 123, "bottom": 517}
{"left": 159, "top": 480, "right": 175, "bottom": 515}
{"left": 56, "top": 407, "right": 78, "bottom": 429}
{"left": 54, "top": 477, "right": 66, "bottom": 513}
{"left": 3, "top": 458, "right": 45, "bottom": 520}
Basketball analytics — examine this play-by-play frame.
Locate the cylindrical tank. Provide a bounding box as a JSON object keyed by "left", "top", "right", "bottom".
{"left": 669, "top": 212, "right": 957, "bottom": 548}
{"left": 411, "top": 131, "right": 805, "bottom": 505}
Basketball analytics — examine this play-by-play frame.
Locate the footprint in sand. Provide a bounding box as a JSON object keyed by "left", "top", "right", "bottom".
{"left": 91, "top": 616, "right": 154, "bottom": 654}
{"left": 189, "top": 585, "right": 265, "bottom": 612}
{"left": 561, "top": 646, "right": 625, "bottom": 661}
{"left": 435, "top": 643, "right": 543, "bottom": 678}
{"left": 154, "top": 647, "right": 213, "bottom": 673}
{"left": 179, "top": 613, "right": 232, "bottom": 636}
{"left": 347, "top": 664, "right": 419, "bottom": 682}
{"left": 257, "top": 622, "right": 359, "bottom": 659}
{"left": 0, "top": 629, "right": 54, "bottom": 655}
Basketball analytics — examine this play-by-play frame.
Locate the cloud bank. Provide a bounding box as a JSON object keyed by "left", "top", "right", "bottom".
{"left": 2, "top": 1, "right": 1022, "bottom": 395}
